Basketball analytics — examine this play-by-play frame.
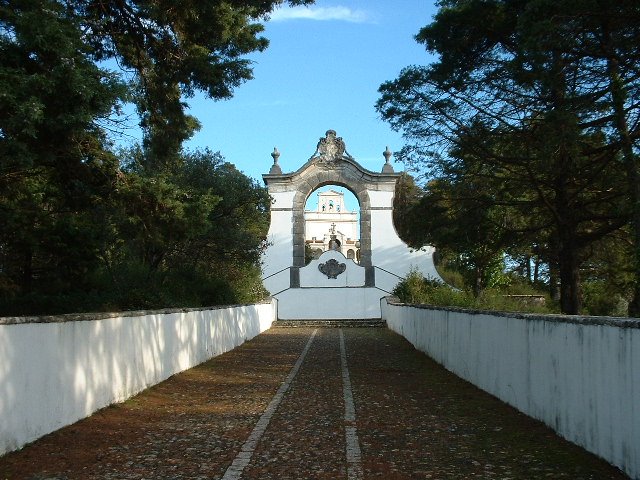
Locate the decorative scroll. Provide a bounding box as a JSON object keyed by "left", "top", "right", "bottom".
{"left": 318, "top": 258, "right": 346, "bottom": 279}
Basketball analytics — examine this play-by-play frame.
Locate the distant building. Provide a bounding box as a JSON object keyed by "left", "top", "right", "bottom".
{"left": 304, "top": 190, "right": 360, "bottom": 262}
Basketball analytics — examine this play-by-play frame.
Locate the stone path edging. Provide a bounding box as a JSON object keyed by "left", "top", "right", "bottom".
{"left": 221, "top": 329, "right": 318, "bottom": 480}
{"left": 339, "top": 329, "right": 364, "bottom": 480}
{"left": 0, "top": 327, "right": 629, "bottom": 479}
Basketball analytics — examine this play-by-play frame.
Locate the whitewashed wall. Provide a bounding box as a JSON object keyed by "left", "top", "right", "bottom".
{"left": 276, "top": 287, "right": 385, "bottom": 320}
{"left": 382, "top": 299, "right": 640, "bottom": 479}
{"left": 262, "top": 190, "right": 296, "bottom": 283}
{"left": 367, "top": 190, "right": 441, "bottom": 283}
{"left": 0, "top": 301, "right": 276, "bottom": 456}
{"left": 275, "top": 250, "right": 386, "bottom": 320}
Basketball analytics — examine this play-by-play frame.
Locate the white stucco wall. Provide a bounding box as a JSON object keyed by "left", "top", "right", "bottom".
{"left": 368, "top": 190, "right": 441, "bottom": 282}
{"left": 374, "top": 267, "right": 405, "bottom": 294}
{"left": 275, "top": 251, "right": 385, "bottom": 319}
{"left": 382, "top": 299, "right": 640, "bottom": 479}
{"left": 0, "top": 302, "right": 276, "bottom": 456}
{"left": 262, "top": 191, "right": 296, "bottom": 278}
{"left": 276, "top": 287, "right": 385, "bottom": 320}
{"left": 300, "top": 251, "right": 365, "bottom": 287}
{"left": 262, "top": 268, "right": 291, "bottom": 296}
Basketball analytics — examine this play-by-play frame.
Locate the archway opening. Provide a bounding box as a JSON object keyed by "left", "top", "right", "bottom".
{"left": 304, "top": 185, "right": 361, "bottom": 263}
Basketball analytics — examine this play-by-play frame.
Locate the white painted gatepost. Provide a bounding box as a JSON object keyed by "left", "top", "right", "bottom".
{"left": 262, "top": 130, "right": 441, "bottom": 320}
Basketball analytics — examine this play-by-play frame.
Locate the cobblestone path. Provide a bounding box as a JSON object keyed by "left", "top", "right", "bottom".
{"left": 0, "top": 327, "right": 629, "bottom": 479}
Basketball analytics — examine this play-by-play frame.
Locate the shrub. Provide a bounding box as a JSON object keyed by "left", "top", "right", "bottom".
{"left": 393, "top": 270, "right": 556, "bottom": 314}
{"left": 582, "top": 281, "right": 629, "bottom": 317}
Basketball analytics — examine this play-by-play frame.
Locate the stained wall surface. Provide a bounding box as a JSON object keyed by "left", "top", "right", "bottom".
{"left": 0, "top": 302, "right": 276, "bottom": 456}
{"left": 382, "top": 299, "right": 640, "bottom": 480}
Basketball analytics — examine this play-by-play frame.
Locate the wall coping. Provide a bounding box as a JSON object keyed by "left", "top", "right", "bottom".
{"left": 384, "top": 298, "right": 640, "bottom": 329}
{"left": 0, "top": 300, "right": 275, "bottom": 326}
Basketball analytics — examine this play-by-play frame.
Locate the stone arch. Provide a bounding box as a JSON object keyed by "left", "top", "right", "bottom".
{"left": 262, "top": 129, "right": 442, "bottom": 295}
{"left": 292, "top": 174, "right": 371, "bottom": 267}
{"left": 262, "top": 130, "right": 442, "bottom": 309}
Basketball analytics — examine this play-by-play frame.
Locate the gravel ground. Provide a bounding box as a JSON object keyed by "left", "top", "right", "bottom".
{"left": 0, "top": 327, "right": 629, "bottom": 479}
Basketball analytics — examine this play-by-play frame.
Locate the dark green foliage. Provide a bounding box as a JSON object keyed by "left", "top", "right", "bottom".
{"left": 0, "top": 0, "right": 127, "bottom": 169}
{"left": 580, "top": 231, "right": 634, "bottom": 316}
{"left": 1, "top": 0, "right": 301, "bottom": 314}
{"left": 0, "top": 148, "right": 271, "bottom": 315}
{"left": 0, "top": 0, "right": 126, "bottom": 309}
{"left": 396, "top": 173, "right": 516, "bottom": 295}
{"left": 379, "top": 0, "right": 640, "bottom": 315}
{"left": 102, "top": 149, "right": 271, "bottom": 310}
{"left": 393, "top": 270, "right": 555, "bottom": 314}
{"left": 582, "top": 281, "right": 629, "bottom": 317}
{"left": 71, "top": 0, "right": 313, "bottom": 168}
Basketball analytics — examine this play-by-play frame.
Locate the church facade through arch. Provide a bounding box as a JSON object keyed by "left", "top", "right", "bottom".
{"left": 304, "top": 189, "right": 360, "bottom": 262}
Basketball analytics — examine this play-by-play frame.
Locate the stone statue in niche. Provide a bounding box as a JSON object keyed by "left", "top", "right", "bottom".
{"left": 318, "top": 258, "right": 347, "bottom": 279}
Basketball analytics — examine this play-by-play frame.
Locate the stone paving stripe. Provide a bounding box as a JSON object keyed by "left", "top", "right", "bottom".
{"left": 220, "top": 328, "right": 318, "bottom": 480}
{"left": 339, "top": 329, "right": 364, "bottom": 480}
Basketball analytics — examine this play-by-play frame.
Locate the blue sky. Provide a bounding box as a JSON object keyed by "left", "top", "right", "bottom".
{"left": 114, "top": 1, "right": 438, "bottom": 198}
{"left": 179, "top": 1, "right": 439, "bottom": 183}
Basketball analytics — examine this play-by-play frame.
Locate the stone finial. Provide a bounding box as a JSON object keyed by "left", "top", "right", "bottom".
{"left": 382, "top": 146, "right": 394, "bottom": 173}
{"left": 269, "top": 147, "right": 282, "bottom": 174}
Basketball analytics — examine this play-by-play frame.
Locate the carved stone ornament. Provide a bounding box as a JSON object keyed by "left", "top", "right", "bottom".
{"left": 312, "top": 130, "right": 352, "bottom": 165}
{"left": 318, "top": 258, "right": 347, "bottom": 279}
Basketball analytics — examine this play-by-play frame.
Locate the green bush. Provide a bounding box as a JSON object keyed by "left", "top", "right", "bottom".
{"left": 582, "top": 281, "right": 629, "bottom": 317}
{"left": 393, "top": 270, "right": 473, "bottom": 306}
{"left": 434, "top": 266, "right": 466, "bottom": 290}
{"left": 393, "top": 270, "right": 556, "bottom": 314}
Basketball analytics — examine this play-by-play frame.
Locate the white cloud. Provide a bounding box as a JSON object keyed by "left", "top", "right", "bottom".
{"left": 270, "top": 6, "right": 370, "bottom": 23}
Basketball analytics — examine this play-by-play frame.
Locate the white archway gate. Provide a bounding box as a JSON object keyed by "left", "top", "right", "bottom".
{"left": 262, "top": 130, "right": 440, "bottom": 320}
